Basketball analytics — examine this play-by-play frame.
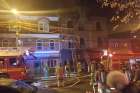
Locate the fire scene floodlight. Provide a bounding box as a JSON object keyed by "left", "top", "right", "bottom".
{"left": 11, "top": 9, "right": 18, "bottom": 15}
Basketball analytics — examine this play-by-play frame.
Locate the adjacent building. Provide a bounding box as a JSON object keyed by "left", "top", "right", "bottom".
{"left": 108, "top": 24, "right": 140, "bottom": 70}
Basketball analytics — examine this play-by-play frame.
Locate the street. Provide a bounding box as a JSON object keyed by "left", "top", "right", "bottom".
{"left": 37, "top": 88, "right": 57, "bottom": 93}
{"left": 37, "top": 83, "right": 92, "bottom": 93}
{"left": 37, "top": 76, "right": 93, "bottom": 93}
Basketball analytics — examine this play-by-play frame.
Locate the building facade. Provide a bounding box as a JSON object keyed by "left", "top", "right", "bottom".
{"left": 74, "top": 16, "right": 110, "bottom": 63}
{"left": 0, "top": 15, "right": 80, "bottom": 76}
{"left": 108, "top": 31, "right": 140, "bottom": 70}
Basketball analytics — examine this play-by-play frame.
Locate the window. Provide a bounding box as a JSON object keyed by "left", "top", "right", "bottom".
{"left": 9, "top": 39, "right": 16, "bottom": 47}
{"left": 78, "top": 24, "right": 84, "bottom": 31}
{"left": 97, "top": 37, "right": 103, "bottom": 47}
{"left": 9, "top": 58, "right": 18, "bottom": 67}
{"left": 38, "top": 19, "right": 49, "bottom": 32}
{"left": 3, "top": 40, "right": 9, "bottom": 47}
{"left": 67, "top": 20, "right": 73, "bottom": 28}
{"left": 80, "top": 38, "right": 85, "bottom": 48}
{"left": 38, "top": 23, "right": 44, "bottom": 32}
{"left": 0, "top": 40, "right": 2, "bottom": 47}
{"left": 114, "top": 42, "right": 119, "bottom": 48}
{"left": 48, "top": 60, "right": 50, "bottom": 67}
{"left": 35, "top": 62, "right": 40, "bottom": 68}
{"left": 36, "top": 40, "right": 43, "bottom": 50}
{"left": 49, "top": 40, "right": 55, "bottom": 50}
{"left": 54, "top": 60, "right": 57, "bottom": 67}
{"left": 68, "top": 41, "right": 73, "bottom": 48}
{"left": 0, "top": 58, "right": 4, "bottom": 68}
{"left": 50, "top": 60, "right": 53, "bottom": 67}
{"left": 96, "top": 22, "right": 102, "bottom": 31}
{"left": 48, "top": 60, "right": 57, "bottom": 68}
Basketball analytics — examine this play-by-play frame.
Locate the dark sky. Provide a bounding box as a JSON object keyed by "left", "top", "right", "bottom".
{"left": 0, "top": 0, "right": 113, "bottom": 17}
{"left": 0, "top": 0, "right": 79, "bottom": 10}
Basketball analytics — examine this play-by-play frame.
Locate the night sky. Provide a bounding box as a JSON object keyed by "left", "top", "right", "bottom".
{"left": 0, "top": 0, "right": 113, "bottom": 17}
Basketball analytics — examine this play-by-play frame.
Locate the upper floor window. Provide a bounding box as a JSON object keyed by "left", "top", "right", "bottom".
{"left": 36, "top": 40, "right": 43, "bottom": 50}
{"left": 96, "top": 22, "right": 102, "bottom": 31}
{"left": 80, "top": 38, "right": 85, "bottom": 48}
{"left": 0, "top": 40, "right": 2, "bottom": 47}
{"left": 38, "top": 23, "right": 45, "bottom": 32}
{"left": 114, "top": 42, "right": 119, "bottom": 48}
{"left": 38, "top": 18, "right": 49, "bottom": 32}
{"left": 68, "top": 41, "right": 73, "bottom": 48}
{"left": 48, "top": 59, "right": 57, "bottom": 68}
{"left": 49, "top": 40, "right": 55, "bottom": 50}
{"left": 78, "top": 23, "right": 84, "bottom": 31}
{"left": 67, "top": 20, "right": 73, "bottom": 28}
{"left": 3, "top": 40, "right": 9, "bottom": 47}
{"left": 97, "top": 37, "right": 103, "bottom": 47}
{"left": 9, "top": 58, "right": 18, "bottom": 67}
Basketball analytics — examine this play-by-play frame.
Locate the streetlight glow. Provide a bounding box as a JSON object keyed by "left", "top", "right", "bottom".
{"left": 109, "top": 54, "right": 113, "bottom": 57}
{"left": 11, "top": 9, "right": 18, "bottom": 15}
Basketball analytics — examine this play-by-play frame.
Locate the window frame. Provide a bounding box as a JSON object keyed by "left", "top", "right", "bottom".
{"left": 36, "top": 40, "right": 44, "bottom": 50}
{"left": 49, "top": 40, "right": 55, "bottom": 50}
{"left": 96, "top": 22, "right": 102, "bottom": 31}
{"left": 2, "top": 40, "right": 9, "bottom": 47}
{"left": 38, "top": 23, "right": 45, "bottom": 32}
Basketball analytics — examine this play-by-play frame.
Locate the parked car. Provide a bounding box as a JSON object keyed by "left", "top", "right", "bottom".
{"left": 31, "top": 80, "right": 48, "bottom": 89}
{"left": 0, "top": 77, "right": 37, "bottom": 93}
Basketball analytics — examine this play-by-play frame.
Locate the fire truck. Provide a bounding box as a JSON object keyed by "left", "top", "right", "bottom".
{"left": 0, "top": 50, "right": 27, "bottom": 80}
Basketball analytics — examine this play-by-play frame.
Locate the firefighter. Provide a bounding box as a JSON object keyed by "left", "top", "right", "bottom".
{"left": 44, "top": 64, "right": 49, "bottom": 79}
{"left": 77, "top": 62, "right": 82, "bottom": 78}
{"left": 90, "top": 63, "right": 95, "bottom": 85}
{"left": 55, "top": 64, "right": 64, "bottom": 87}
{"left": 65, "top": 63, "right": 71, "bottom": 78}
{"left": 94, "top": 64, "right": 107, "bottom": 93}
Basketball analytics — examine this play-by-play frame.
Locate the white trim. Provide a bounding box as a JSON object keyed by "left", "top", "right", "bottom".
{"left": 0, "top": 34, "right": 60, "bottom": 39}
{"left": 21, "top": 34, "right": 60, "bottom": 38}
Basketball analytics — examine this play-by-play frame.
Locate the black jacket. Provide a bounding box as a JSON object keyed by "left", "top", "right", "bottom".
{"left": 121, "top": 83, "right": 140, "bottom": 93}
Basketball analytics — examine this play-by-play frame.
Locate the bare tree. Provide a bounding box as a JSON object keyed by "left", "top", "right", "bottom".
{"left": 97, "top": 0, "right": 140, "bottom": 29}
